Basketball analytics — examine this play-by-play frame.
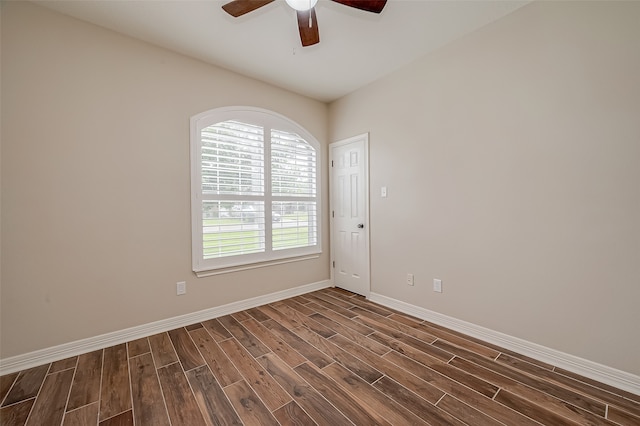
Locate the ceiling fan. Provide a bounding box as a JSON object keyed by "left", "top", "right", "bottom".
{"left": 222, "top": 0, "right": 388, "bottom": 47}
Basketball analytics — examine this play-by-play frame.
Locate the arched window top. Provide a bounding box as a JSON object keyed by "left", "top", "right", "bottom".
{"left": 192, "top": 106, "right": 320, "bottom": 150}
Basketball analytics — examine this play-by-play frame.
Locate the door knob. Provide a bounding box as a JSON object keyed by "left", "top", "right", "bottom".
{"left": 357, "top": 223, "right": 364, "bottom": 229}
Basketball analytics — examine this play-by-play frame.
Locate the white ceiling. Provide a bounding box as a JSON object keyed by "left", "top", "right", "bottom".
{"left": 35, "top": 0, "right": 530, "bottom": 103}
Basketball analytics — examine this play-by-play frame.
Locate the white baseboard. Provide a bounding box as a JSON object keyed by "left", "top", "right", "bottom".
{"left": 0, "top": 280, "right": 332, "bottom": 376}
{"left": 369, "top": 292, "right": 640, "bottom": 396}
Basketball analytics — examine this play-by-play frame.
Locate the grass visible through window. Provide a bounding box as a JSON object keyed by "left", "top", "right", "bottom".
{"left": 203, "top": 215, "right": 310, "bottom": 259}
{"left": 273, "top": 226, "right": 310, "bottom": 250}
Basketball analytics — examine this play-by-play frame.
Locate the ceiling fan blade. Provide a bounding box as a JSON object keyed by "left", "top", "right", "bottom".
{"left": 331, "top": 0, "right": 387, "bottom": 14}
{"left": 222, "top": 0, "right": 275, "bottom": 17}
{"left": 297, "top": 8, "right": 319, "bottom": 47}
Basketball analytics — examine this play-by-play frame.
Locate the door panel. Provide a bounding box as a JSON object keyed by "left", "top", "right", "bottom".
{"left": 330, "top": 134, "right": 369, "bottom": 297}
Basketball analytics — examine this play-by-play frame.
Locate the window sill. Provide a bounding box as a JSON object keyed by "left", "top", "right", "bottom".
{"left": 194, "top": 253, "right": 321, "bottom": 277}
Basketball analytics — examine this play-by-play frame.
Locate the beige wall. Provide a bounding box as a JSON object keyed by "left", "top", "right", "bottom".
{"left": 329, "top": 1, "right": 640, "bottom": 375}
{"left": 0, "top": 2, "right": 329, "bottom": 358}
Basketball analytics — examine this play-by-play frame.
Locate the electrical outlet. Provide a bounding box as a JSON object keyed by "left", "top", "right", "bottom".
{"left": 406, "top": 273, "right": 414, "bottom": 286}
{"left": 177, "top": 281, "right": 186, "bottom": 295}
{"left": 433, "top": 278, "right": 442, "bottom": 293}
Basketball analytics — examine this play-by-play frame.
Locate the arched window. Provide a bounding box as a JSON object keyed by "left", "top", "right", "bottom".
{"left": 190, "top": 107, "right": 321, "bottom": 275}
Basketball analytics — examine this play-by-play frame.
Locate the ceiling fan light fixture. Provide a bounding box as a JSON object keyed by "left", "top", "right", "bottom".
{"left": 285, "top": 0, "right": 318, "bottom": 11}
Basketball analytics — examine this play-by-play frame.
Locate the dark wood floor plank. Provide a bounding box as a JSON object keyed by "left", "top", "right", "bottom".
{"left": 289, "top": 294, "right": 313, "bottom": 305}
{"left": 272, "top": 401, "right": 317, "bottom": 426}
{"left": 555, "top": 368, "right": 640, "bottom": 404}
{"left": 0, "top": 398, "right": 34, "bottom": 426}
{"left": 498, "top": 354, "right": 640, "bottom": 418}
{"left": 322, "top": 362, "right": 429, "bottom": 426}
{"left": 127, "top": 337, "right": 150, "bottom": 358}
{"left": 353, "top": 313, "right": 426, "bottom": 341}
{"left": 157, "top": 362, "right": 207, "bottom": 426}
{"left": 218, "top": 338, "right": 291, "bottom": 411}
{"left": 434, "top": 339, "right": 608, "bottom": 417}
{"left": 499, "top": 345, "right": 557, "bottom": 369}
{"left": 257, "top": 354, "right": 355, "bottom": 426}
{"left": 98, "top": 410, "right": 133, "bottom": 426}
{"left": 450, "top": 356, "right": 618, "bottom": 426}
{"left": 168, "top": 327, "right": 206, "bottom": 371}
{"left": 307, "top": 290, "right": 356, "bottom": 310}
{"left": 391, "top": 315, "right": 502, "bottom": 359}
{"left": 62, "top": 402, "right": 99, "bottom": 426}
{"left": 99, "top": 344, "right": 131, "bottom": 421}
{"left": 344, "top": 294, "right": 396, "bottom": 317}
{"left": 67, "top": 349, "right": 103, "bottom": 411}
{"left": 148, "top": 332, "right": 179, "bottom": 367}
{"left": 304, "top": 297, "right": 357, "bottom": 319}
{"left": 294, "top": 361, "right": 392, "bottom": 426}
{"left": 186, "top": 365, "right": 243, "bottom": 426}
{"left": 377, "top": 334, "right": 498, "bottom": 398}
{"left": 386, "top": 311, "right": 424, "bottom": 326}
{"left": 373, "top": 375, "right": 467, "bottom": 426}
{"left": 223, "top": 380, "right": 279, "bottom": 426}
{"left": 231, "top": 310, "right": 252, "bottom": 322}
{"left": 326, "top": 287, "right": 358, "bottom": 298}
{"left": 424, "top": 319, "right": 555, "bottom": 370}
{"left": 368, "top": 329, "right": 453, "bottom": 363}
{"left": 190, "top": 327, "right": 243, "bottom": 387}
{"left": 308, "top": 304, "right": 373, "bottom": 335}
{"left": 310, "top": 312, "right": 389, "bottom": 356}
{"left": 270, "top": 303, "right": 336, "bottom": 338}
{"left": 0, "top": 372, "right": 19, "bottom": 405}
{"left": 495, "top": 389, "right": 581, "bottom": 426}
{"left": 451, "top": 384, "right": 544, "bottom": 426}
{"left": 330, "top": 333, "right": 445, "bottom": 404}
{"left": 352, "top": 307, "right": 438, "bottom": 344}
{"left": 258, "top": 304, "right": 300, "bottom": 329}
{"left": 608, "top": 405, "right": 640, "bottom": 426}
{"left": 48, "top": 357, "right": 78, "bottom": 374}
{"left": 25, "top": 369, "right": 74, "bottom": 426}
{"left": 382, "top": 350, "right": 449, "bottom": 390}
{"left": 245, "top": 307, "right": 271, "bottom": 322}
{"left": 242, "top": 318, "right": 307, "bottom": 367}
{"left": 436, "top": 394, "right": 504, "bottom": 426}
{"left": 202, "top": 318, "right": 233, "bottom": 342}
{"left": 293, "top": 326, "right": 383, "bottom": 384}
{"left": 277, "top": 298, "right": 316, "bottom": 316}
{"left": 383, "top": 350, "right": 542, "bottom": 426}
{"left": 2, "top": 364, "right": 49, "bottom": 407}
{"left": 218, "top": 315, "right": 271, "bottom": 358}
{"left": 303, "top": 295, "right": 358, "bottom": 318}
{"left": 397, "top": 334, "right": 455, "bottom": 361}
{"left": 263, "top": 319, "right": 333, "bottom": 369}
{"left": 186, "top": 322, "right": 204, "bottom": 331}
{"left": 129, "top": 353, "right": 170, "bottom": 426}
{"left": 496, "top": 352, "right": 552, "bottom": 376}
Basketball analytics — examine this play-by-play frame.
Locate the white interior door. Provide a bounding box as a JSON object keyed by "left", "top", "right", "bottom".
{"left": 330, "top": 134, "right": 370, "bottom": 297}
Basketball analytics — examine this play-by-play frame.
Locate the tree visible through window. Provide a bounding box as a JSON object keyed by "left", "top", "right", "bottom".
{"left": 191, "top": 107, "right": 321, "bottom": 274}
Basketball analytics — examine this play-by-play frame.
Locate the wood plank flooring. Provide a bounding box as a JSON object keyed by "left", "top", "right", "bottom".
{"left": 1, "top": 288, "right": 638, "bottom": 425}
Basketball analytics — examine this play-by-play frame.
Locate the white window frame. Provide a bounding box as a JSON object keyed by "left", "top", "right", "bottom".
{"left": 190, "top": 106, "right": 322, "bottom": 276}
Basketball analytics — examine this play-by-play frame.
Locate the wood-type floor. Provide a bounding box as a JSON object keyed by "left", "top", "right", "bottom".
{"left": 1, "top": 287, "right": 639, "bottom": 425}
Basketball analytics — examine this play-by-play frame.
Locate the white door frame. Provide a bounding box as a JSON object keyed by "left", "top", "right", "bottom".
{"left": 329, "top": 133, "right": 371, "bottom": 297}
